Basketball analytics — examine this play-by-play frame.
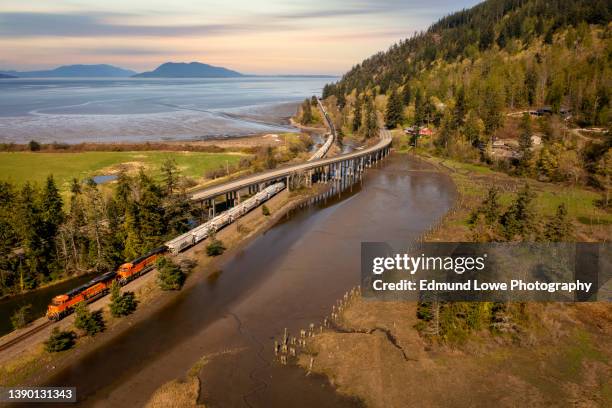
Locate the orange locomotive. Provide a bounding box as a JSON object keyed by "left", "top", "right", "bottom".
{"left": 46, "top": 271, "right": 117, "bottom": 321}
{"left": 117, "top": 246, "right": 166, "bottom": 283}
{"left": 46, "top": 246, "right": 167, "bottom": 321}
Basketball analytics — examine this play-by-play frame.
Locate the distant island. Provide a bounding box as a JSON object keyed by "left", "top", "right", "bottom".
{"left": 0, "top": 64, "right": 136, "bottom": 78}
{"left": 0, "top": 62, "right": 335, "bottom": 79}
{"left": 133, "top": 62, "right": 243, "bottom": 78}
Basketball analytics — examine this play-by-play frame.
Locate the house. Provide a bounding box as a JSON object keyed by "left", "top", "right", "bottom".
{"left": 404, "top": 126, "right": 434, "bottom": 136}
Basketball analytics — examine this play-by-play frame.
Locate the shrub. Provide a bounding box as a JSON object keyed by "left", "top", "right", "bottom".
{"left": 10, "top": 304, "right": 33, "bottom": 330}
{"left": 45, "top": 328, "right": 76, "bottom": 352}
{"left": 157, "top": 257, "right": 186, "bottom": 291}
{"left": 109, "top": 281, "right": 138, "bottom": 317}
{"left": 261, "top": 204, "right": 271, "bottom": 216}
{"left": 28, "top": 140, "right": 41, "bottom": 151}
{"left": 206, "top": 239, "right": 226, "bottom": 256}
{"left": 74, "top": 302, "right": 105, "bottom": 336}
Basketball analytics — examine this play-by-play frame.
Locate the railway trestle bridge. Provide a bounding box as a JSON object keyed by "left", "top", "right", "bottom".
{"left": 191, "top": 129, "right": 392, "bottom": 217}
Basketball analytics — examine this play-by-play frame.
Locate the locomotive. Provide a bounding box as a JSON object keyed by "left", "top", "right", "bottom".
{"left": 46, "top": 246, "right": 166, "bottom": 321}
{"left": 46, "top": 182, "right": 285, "bottom": 321}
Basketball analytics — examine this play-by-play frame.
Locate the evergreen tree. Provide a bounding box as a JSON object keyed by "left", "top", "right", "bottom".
{"left": 525, "top": 67, "right": 538, "bottom": 106}
{"left": 74, "top": 301, "right": 104, "bottom": 336}
{"left": 114, "top": 170, "right": 132, "bottom": 215}
{"left": 83, "top": 179, "right": 109, "bottom": 269}
{"left": 157, "top": 257, "right": 186, "bottom": 290}
{"left": 16, "top": 183, "right": 44, "bottom": 288}
{"left": 518, "top": 113, "right": 534, "bottom": 174}
{"left": 352, "top": 96, "right": 362, "bottom": 132}
{"left": 163, "top": 180, "right": 192, "bottom": 237}
{"left": 479, "top": 24, "right": 495, "bottom": 50}
{"left": 401, "top": 84, "right": 412, "bottom": 106}
{"left": 544, "top": 203, "right": 572, "bottom": 241}
{"left": 28, "top": 140, "right": 41, "bottom": 151}
{"left": 470, "top": 187, "right": 502, "bottom": 227}
{"left": 483, "top": 83, "right": 504, "bottom": 140}
{"left": 137, "top": 169, "right": 165, "bottom": 250}
{"left": 453, "top": 86, "right": 466, "bottom": 129}
{"left": 161, "top": 158, "right": 178, "bottom": 196}
{"left": 469, "top": 187, "right": 502, "bottom": 242}
{"left": 41, "top": 175, "right": 64, "bottom": 235}
{"left": 300, "top": 99, "right": 312, "bottom": 125}
{"left": 44, "top": 327, "right": 76, "bottom": 352}
{"left": 414, "top": 87, "right": 424, "bottom": 127}
{"left": 363, "top": 97, "right": 379, "bottom": 139}
{"left": 109, "top": 280, "right": 137, "bottom": 317}
{"left": 501, "top": 184, "right": 538, "bottom": 240}
{"left": 336, "top": 87, "right": 346, "bottom": 109}
{"left": 385, "top": 88, "right": 403, "bottom": 128}
{"left": 123, "top": 201, "right": 143, "bottom": 260}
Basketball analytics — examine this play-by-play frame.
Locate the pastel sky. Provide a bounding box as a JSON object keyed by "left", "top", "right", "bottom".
{"left": 0, "top": 0, "right": 481, "bottom": 74}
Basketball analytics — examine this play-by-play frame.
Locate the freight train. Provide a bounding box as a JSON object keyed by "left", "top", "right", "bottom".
{"left": 46, "top": 182, "right": 285, "bottom": 321}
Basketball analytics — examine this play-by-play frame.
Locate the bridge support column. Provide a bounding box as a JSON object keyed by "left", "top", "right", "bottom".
{"left": 209, "top": 197, "right": 216, "bottom": 218}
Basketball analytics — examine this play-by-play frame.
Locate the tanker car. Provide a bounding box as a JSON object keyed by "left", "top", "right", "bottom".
{"left": 46, "top": 182, "right": 285, "bottom": 321}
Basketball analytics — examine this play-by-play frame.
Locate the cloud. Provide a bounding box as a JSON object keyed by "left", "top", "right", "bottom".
{"left": 0, "top": 1, "right": 479, "bottom": 38}
{"left": 0, "top": 12, "right": 290, "bottom": 38}
{"left": 272, "top": 0, "right": 476, "bottom": 20}
{"left": 75, "top": 47, "right": 172, "bottom": 56}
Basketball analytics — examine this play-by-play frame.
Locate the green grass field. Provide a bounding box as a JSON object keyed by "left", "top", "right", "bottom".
{"left": 416, "top": 154, "right": 611, "bottom": 242}
{"left": 0, "top": 151, "right": 246, "bottom": 191}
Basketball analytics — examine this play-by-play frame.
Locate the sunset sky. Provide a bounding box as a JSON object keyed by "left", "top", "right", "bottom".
{"left": 0, "top": 0, "right": 481, "bottom": 75}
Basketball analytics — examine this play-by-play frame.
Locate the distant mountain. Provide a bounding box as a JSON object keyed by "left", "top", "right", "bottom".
{"left": 266, "top": 74, "right": 338, "bottom": 78}
{"left": 0, "top": 73, "right": 17, "bottom": 79}
{"left": 0, "top": 64, "right": 136, "bottom": 78}
{"left": 133, "top": 62, "right": 243, "bottom": 78}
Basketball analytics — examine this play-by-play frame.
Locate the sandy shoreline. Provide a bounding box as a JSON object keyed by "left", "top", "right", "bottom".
{"left": 0, "top": 102, "right": 302, "bottom": 145}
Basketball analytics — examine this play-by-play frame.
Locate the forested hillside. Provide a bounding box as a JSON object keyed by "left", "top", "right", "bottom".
{"left": 322, "top": 0, "right": 610, "bottom": 196}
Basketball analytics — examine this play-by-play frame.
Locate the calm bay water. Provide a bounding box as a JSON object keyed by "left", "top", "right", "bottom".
{"left": 0, "top": 77, "right": 334, "bottom": 143}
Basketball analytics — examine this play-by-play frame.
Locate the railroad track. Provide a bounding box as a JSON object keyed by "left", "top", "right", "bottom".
{"left": 0, "top": 320, "right": 54, "bottom": 353}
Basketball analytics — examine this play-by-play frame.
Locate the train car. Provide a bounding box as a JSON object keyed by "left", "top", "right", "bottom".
{"left": 117, "top": 246, "right": 167, "bottom": 284}
{"left": 46, "top": 271, "right": 117, "bottom": 321}
{"left": 309, "top": 133, "right": 333, "bottom": 161}
{"left": 193, "top": 223, "right": 213, "bottom": 244}
{"left": 166, "top": 231, "right": 195, "bottom": 255}
{"left": 226, "top": 205, "right": 244, "bottom": 221}
{"left": 209, "top": 212, "right": 231, "bottom": 231}
{"left": 242, "top": 196, "right": 259, "bottom": 212}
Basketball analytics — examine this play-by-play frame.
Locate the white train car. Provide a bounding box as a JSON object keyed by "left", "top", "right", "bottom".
{"left": 166, "top": 231, "right": 195, "bottom": 255}
{"left": 164, "top": 182, "right": 286, "bottom": 255}
{"left": 308, "top": 133, "right": 334, "bottom": 161}
{"left": 242, "top": 196, "right": 259, "bottom": 212}
{"left": 192, "top": 221, "right": 214, "bottom": 244}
